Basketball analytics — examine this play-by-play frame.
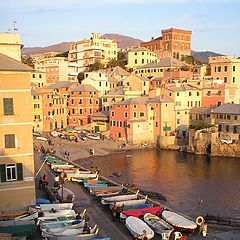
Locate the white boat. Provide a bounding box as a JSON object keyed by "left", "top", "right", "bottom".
{"left": 125, "top": 216, "right": 154, "bottom": 239}
{"left": 36, "top": 136, "right": 48, "bottom": 141}
{"left": 110, "top": 196, "right": 147, "bottom": 209}
{"left": 101, "top": 191, "right": 139, "bottom": 205}
{"left": 51, "top": 164, "right": 75, "bottom": 170}
{"left": 89, "top": 185, "right": 123, "bottom": 195}
{"left": 40, "top": 203, "right": 73, "bottom": 212}
{"left": 95, "top": 190, "right": 121, "bottom": 198}
{"left": 68, "top": 171, "right": 98, "bottom": 181}
{"left": 57, "top": 187, "right": 76, "bottom": 202}
{"left": 162, "top": 210, "right": 197, "bottom": 233}
{"left": 41, "top": 224, "right": 99, "bottom": 240}
{"left": 43, "top": 209, "right": 76, "bottom": 218}
{"left": 143, "top": 213, "right": 176, "bottom": 239}
{"left": 87, "top": 134, "right": 100, "bottom": 140}
{"left": 37, "top": 215, "right": 76, "bottom": 225}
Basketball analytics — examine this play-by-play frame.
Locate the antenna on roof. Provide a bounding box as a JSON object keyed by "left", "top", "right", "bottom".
{"left": 8, "top": 20, "right": 18, "bottom": 33}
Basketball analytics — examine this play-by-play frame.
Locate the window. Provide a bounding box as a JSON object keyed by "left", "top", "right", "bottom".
{"left": 227, "top": 115, "right": 231, "bottom": 120}
{"left": 140, "top": 112, "right": 144, "bottom": 117}
{"left": 3, "top": 98, "right": 14, "bottom": 115}
{"left": 99, "top": 82, "right": 101, "bottom": 87}
{"left": 4, "top": 134, "right": 15, "bottom": 148}
{"left": 218, "top": 124, "right": 222, "bottom": 131}
{"left": 224, "top": 77, "right": 227, "bottom": 83}
{"left": 71, "top": 99, "right": 74, "bottom": 104}
{"left": 79, "top": 99, "right": 82, "bottom": 104}
{"left": 176, "top": 92, "right": 179, "bottom": 96}
{"left": 234, "top": 115, "right": 238, "bottom": 120}
{"left": 79, "top": 109, "right": 83, "bottom": 114}
{"left": 135, "top": 59, "right": 137, "bottom": 64}
{"left": 133, "top": 105, "right": 137, "bottom": 109}
{"left": 111, "top": 112, "right": 114, "bottom": 117}
{"left": 133, "top": 112, "right": 137, "bottom": 117}
{"left": 124, "top": 112, "right": 128, "bottom": 118}
{"left": 0, "top": 163, "right": 23, "bottom": 182}
{"left": 233, "top": 77, "right": 236, "bottom": 83}
{"left": 142, "top": 59, "right": 144, "bottom": 64}
{"left": 226, "top": 125, "right": 229, "bottom": 132}
{"left": 233, "top": 126, "right": 238, "bottom": 133}
{"left": 218, "top": 66, "right": 221, "bottom": 72}
{"left": 224, "top": 66, "right": 228, "bottom": 72}
{"left": 189, "top": 92, "right": 192, "bottom": 96}
{"left": 156, "top": 122, "right": 158, "bottom": 127}
{"left": 197, "top": 92, "right": 200, "bottom": 96}
{"left": 32, "top": 73, "right": 35, "bottom": 78}
{"left": 207, "top": 91, "right": 211, "bottom": 96}
{"left": 177, "top": 119, "right": 180, "bottom": 124}
{"left": 217, "top": 101, "right": 221, "bottom": 107}
{"left": 233, "top": 66, "right": 236, "bottom": 72}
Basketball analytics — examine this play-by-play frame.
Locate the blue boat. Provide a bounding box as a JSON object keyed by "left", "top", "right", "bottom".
{"left": 36, "top": 198, "right": 50, "bottom": 204}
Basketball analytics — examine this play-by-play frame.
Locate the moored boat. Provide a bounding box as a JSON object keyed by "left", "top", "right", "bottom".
{"left": 95, "top": 190, "right": 121, "bottom": 198}
{"left": 40, "top": 203, "right": 74, "bottom": 212}
{"left": 89, "top": 185, "right": 123, "bottom": 196}
{"left": 125, "top": 216, "right": 154, "bottom": 239}
{"left": 57, "top": 187, "right": 75, "bottom": 202}
{"left": 84, "top": 182, "right": 108, "bottom": 188}
{"left": 43, "top": 209, "right": 76, "bottom": 218}
{"left": 161, "top": 210, "right": 197, "bottom": 233}
{"left": 110, "top": 196, "right": 148, "bottom": 209}
{"left": 0, "top": 224, "right": 37, "bottom": 237}
{"left": 68, "top": 171, "right": 98, "bottom": 181}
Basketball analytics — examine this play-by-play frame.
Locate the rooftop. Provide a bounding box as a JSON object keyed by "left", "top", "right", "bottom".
{"left": 147, "top": 94, "right": 173, "bottom": 103}
{"left": 48, "top": 81, "right": 77, "bottom": 89}
{"left": 212, "top": 103, "right": 240, "bottom": 115}
{"left": 72, "top": 84, "right": 98, "bottom": 92}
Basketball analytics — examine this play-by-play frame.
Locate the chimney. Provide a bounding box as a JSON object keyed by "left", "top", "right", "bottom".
{"left": 151, "top": 37, "right": 154, "bottom": 40}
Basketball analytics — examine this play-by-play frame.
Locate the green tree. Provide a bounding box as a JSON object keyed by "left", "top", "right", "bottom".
{"left": 22, "top": 56, "right": 34, "bottom": 67}
{"left": 88, "top": 62, "right": 104, "bottom": 72}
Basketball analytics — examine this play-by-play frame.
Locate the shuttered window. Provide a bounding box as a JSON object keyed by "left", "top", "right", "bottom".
{"left": 0, "top": 163, "right": 23, "bottom": 182}
{"left": 3, "top": 98, "right": 14, "bottom": 115}
{"left": 4, "top": 134, "right": 15, "bottom": 148}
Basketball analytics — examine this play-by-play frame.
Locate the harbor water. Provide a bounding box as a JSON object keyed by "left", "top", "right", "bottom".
{"left": 83, "top": 149, "right": 240, "bottom": 219}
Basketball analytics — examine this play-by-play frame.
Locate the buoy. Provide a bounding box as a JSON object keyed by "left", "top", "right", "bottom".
{"left": 196, "top": 216, "right": 204, "bottom": 226}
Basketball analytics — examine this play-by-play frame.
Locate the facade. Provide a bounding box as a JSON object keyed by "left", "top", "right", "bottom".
{"left": 141, "top": 28, "right": 192, "bottom": 60}
{"left": 189, "top": 107, "right": 211, "bottom": 127}
{"left": 0, "top": 34, "right": 22, "bottom": 61}
{"left": 209, "top": 56, "right": 240, "bottom": 88}
{"left": 67, "top": 84, "right": 100, "bottom": 126}
{"left": 31, "top": 70, "right": 46, "bottom": 87}
{"left": 0, "top": 53, "right": 35, "bottom": 210}
{"left": 127, "top": 47, "right": 158, "bottom": 70}
{"left": 68, "top": 32, "right": 118, "bottom": 72}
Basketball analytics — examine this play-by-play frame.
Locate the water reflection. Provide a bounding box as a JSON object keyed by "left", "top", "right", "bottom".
{"left": 90, "top": 149, "right": 240, "bottom": 218}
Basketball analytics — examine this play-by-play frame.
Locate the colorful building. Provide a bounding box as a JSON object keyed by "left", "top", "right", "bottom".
{"left": 68, "top": 84, "right": 100, "bottom": 126}
{"left": 0, "top": 53, "right": 35, "bottom": 210}
{"left": 31, "top": 70, "right": 46, "bottom": 87}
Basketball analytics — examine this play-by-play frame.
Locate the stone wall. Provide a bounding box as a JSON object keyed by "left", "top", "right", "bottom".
{"left": 211, "top": 141, "right": 240, "bottom": 158}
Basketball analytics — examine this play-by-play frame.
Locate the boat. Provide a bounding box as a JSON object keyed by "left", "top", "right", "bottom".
{"left": 161, "top": 210, "right": 197, "bottom": 233}
{"left": 37, "top": 215, "right": 76, "bottom": 225}
{"left": 143, "top": 213, "right": 175, "bottom": 239}
{"left": 101, "top": 191, "right": 139, "bottom": 205}
{"left": 87, "top": 133, "right": 100, "bottom": 140}
{"left": 57, "top": 187, "right": 76, "bottom": 202}
{"left": 89, "top": 185, "right": 123, "bottom": 195}
{"left": 36, "top": 136, "right": 48, "bottom": 141}
{"left": 109, "top": 196, "right": 148, "bottom": 209}
{"left": 95, "top": 190, "right": 121, "bottom": 198}
{"left": 68, "top": 171, "right": 98, "bottom": 181}
{"left": 84, "top": 182, "right": 108, "bottom": 188}
{"left": 0, "top": 224, "right": 37, "bottom": 237}
{"left": 51, "top": 165, "right": 75, "bottom": 170}
{"left": 120, "top": 206, "right": 163, "bottom": 220}
{"left": 41, "top": 224, "right": 99, "bottom": 240}
{"left": 43, "top": 209, "right": 77, "bottom": 218}
{"left": 122, "top": 204, "right": 151, "bottom": 211}
{"left": 125, "top": 216, "right": 154, "bottom": 239}
{"left": 40, "top": 203, "right": 74, "bottom": 212}
{"left": 36, "top": 198, "right": 51, "bottom": 204}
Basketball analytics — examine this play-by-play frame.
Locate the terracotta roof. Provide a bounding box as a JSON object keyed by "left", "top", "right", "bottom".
{"left": 48, "top": 81, "right": 77, "bottom": 89}
{"left": 31, "top": 88, "right": 41, "bottom": 96}
{"left": 106, "top": 86, "right": 125, "bottom": 96}
{"left": 108, "top": 66, "right": 130, "bottom": 77}
{"left": 92, "top": 110, "right": 109, "bottom": 117}
{"left": 212, "top": 104, "right": 240, "bottom": 115}
{"left": 166, "top": 84, "right": 199, "bottom": 92}
{"left": 72, "top": 84, "right": 98, "bottom": 92}
{"left": 147, "top": 94, "right": 173, "bottom": 103}
{"left": 128, "top": 47, "right": 154, "bottom": 52}
{"left": 136, "top": 57, "right": 189, "bottom": 69}
{"left": 117, "top": 97, "right": 148, "bottom": 105}
{"left": 190, "top": 107, "right": 211, "bottom": 114}
{"left": 0, "top": 53, "right": 33, "bottom": 71}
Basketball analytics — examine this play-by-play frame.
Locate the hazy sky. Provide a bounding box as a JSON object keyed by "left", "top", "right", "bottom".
{"left": 1, "top": 0, "right": 240, "bottom": 55}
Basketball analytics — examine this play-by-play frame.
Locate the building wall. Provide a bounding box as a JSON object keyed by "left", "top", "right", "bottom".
{"left": 0, "top": 71, "right": 35, "bottom": 210}
{"left": 32, "top": 92, "right": 44, "bottom": 132}
{"left": 0, "top": 34, "right": 21, "bottom": 61}
{"left": 31, "top": 71, "right": 46, "bottom": 87}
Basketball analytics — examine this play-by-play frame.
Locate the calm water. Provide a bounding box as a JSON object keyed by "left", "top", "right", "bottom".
{"left": 86, "top": 149, "right": 240, "bottom": 219}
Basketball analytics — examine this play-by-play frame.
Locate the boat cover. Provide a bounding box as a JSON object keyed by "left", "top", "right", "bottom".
{"left": 122, "top": 206, "right": 163, "bottom": 218}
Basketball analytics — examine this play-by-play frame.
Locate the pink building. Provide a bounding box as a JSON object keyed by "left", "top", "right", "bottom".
{"left": 68, "top": 84, "right": 100, "bottom": 126}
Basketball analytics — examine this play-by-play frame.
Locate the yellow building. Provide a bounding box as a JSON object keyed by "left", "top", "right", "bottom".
{"left": 127, "top": 47, "right": 158, "bottom": 70}
{"left": 31, "top": 70, "right": 46, "bottom": 87}
{"left": 209, "top": 56, "right": 240, "bottom": 87}
{"left": 68, "top": 32, "right": 118, "bottom": 72}
{"left": 134, "top": 57, "right": 189, "bottom": 78}
{"left": 0, "top": 53, "right": 36, "bottom": 210}
{"left": 0, "top": 34, "right": 22, "bottom": 61}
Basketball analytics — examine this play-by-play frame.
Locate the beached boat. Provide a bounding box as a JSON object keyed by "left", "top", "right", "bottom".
{"left": 87, "top": 133, "right": 100, "bottom": 140}
{"left": 143, "top": 213, "right": 175, "bottom": 239}
{"left": 0, "top": 224, "right": 37, "bottom": 237}
{"left": 120, "top": 206, "right": 163, "bottom": 220}
{"left": 101, "top": 191, "right": 139, "bottom": 205}
{"left": 51, "top": 165, "right": 75, "bottom": 170}
{"left": 40, "top": 203, "right": 74, "bottom": 212}
{"left": 95, "top": 190, "right": 121, "bottom": 198}
{"left": 68, "top": 171, "right": 98, "bottom": 181}
{"left": 37, "top": 215, "right": 76, "bottom": 225}
{"left": 125, "top": 216, "right": 154, "bottom": 239}
{"left": 110, "top": 196, "right": 148, "bottom": 209}
{"left": 57, "top": 187, "right": 76, "bottom": 202}
{"left": 84, "top": 182, "right": 108, "bottom": 188}
{"left": 41, "top": 224, "right": 99, "bottom": 240}
{"left": 89, "top": 185, "right": 123, "bottom": 196}
{"left": 161, "top": 210, "right": 197, "bottom": 233}
{"left": 122, "top": 204, "right": 151, "bottom": 212}
{"left": 43, "top": 209, "right": 76, "bottom": 218}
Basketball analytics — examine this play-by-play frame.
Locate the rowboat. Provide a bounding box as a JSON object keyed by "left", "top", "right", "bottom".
{"left": 40, "top": 203, "right": 73, "bottom": 212}
{"left": 125, "top": 216, "right": 154, "bottom": 239}
{"left": 55, "top": 169, "right": 80, "bottom": 174}
{"left": 57, "top": 187, "right": 75, "bottom": 202}
{"left": 68, "top": 171, "right": 98, "bottom": 181}
{"left": 162, "top": 210, "right": 197, "bottom": 233}
{"left": 36, "top": 198, "right": 51, "bottom": 204}
{"left": 43, "top": 209, "right": 76, "bottom": 218}
{"left": 0, "top": 224, "right": 37, "bottom": 237}
{"left": 101, "top": 190, "right": 139, "bottom": 205}
{"left": 95, "top": 190, "right": 121, "bottom": 198}
{"left": 122, "top": 204, "right": 151, "bottom": 211}
{"left": 41, "top": 224, "right": 99, "bottom": 240}
{"left": 109, "top": 196, "right": 148, "bottom": 209}
{"left": 143, "top": 213, "right": 175, "bottom": 239}
{"left": 89, "top": 185, "right": 123, "bottom": 196}
{"left": 37, "top": 215, "right": 76, "bottom": 225}
{"left": 120, "top": 206, "right": 163, "bottom": 220}
{"left": 84, "top": 183, "right": 108, "bottom": 188}
{"left": 51, "top": 165, "right": 75, "bottom": 170}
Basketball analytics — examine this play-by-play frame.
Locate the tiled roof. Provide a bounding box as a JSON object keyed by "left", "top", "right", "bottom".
{"left": 92, "top": 110, "right": 109, "bottom": 117}
{"left": 117, "top": 97, "right": 148, "bottom": 105}
{"left": 107, "top": 75, "right": 119, "bottom": 83}
{"left": 166, "top": 84, "right": 198, "bottom": 92}
{"left": 147, "top": 94, "right": 173, "bottom": 103}
{"left": 0, "top": 53, "right": 33, "bottom": 71}
{"left": 72, "top": 84, "right": 98, "bottom": 92}
{"left": 31, "top": 88, "right": 41, "bottom": 96}
{"left": 136, "top": 57, "right": 189, "bottom": 69}
{"left": 212, "top": 104, "right": 240, "bottom": 114}
{"left": 106, "top": 86, "right": 125, "bottom": 96}
{"left": 128, "top": 47, "right": 153, "bottom": 52}
{"left": 190, "top": 107, "right": 211, "bottom": 114}
{"left": 48, "top": 81, "right": 77, "bottom": 89}
{"left": 107, "top": 66, "right": 130, "bottom": 77}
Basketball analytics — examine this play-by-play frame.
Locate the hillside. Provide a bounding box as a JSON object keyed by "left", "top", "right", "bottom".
{"left": 100, "top": 33, "right": 142, "bottom": 48}
{"left": 191, "top": 50, "right": 223, "bottom": 63}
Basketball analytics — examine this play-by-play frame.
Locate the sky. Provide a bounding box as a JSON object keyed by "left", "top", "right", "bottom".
{"left": 1, "top": 0, "right": 240, "bottom": 56}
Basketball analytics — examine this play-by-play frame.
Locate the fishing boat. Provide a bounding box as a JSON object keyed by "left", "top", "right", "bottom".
{"left": 143, "top": 213, "right": 175, "bottom": 239}
{"left": 41, "top": 224, "right": 99, "bottom": 240}
{"left": 68, "top": 171, "right": 98, "bottom": 181}
{"left": 161, "top": 210, "right": 197, "bottom": 233}
{"left": 43, "top": 209, "right": 76, "bottom": 218}
{"left": 89, "top": 185, "right": 123, "bottom": 196}
{"left": 95, "top": 190, "right": 121, "bottom": 198}
{"left": 57, "top": 187, "right": 75, "bottom": 202}
{"left": 36, "top": 198, "right": 51, "bottom": 204}
{"left": 84, "top": 182, "right": 108, "bottom": 188}
{"left": 37, "top": 215, "right": 76, "bottom": 225}
{"left": 110, "top": 196, "right": 148, "bottom": 209}
{"left": 101, "top": 191, "right": 139, "bottom": 205}
{"left": 120, "top": 206, "right": 163, "bottom": 220}
{"left": 51, "top": 165, "right": 75, "bottom": 170}
{"left": 122, "top": 204, "right": 151, "bottom": 212}
{"left": 0, "top": 224, "right": 37, "bottom": 237}
{"left": 125, "top": 216, "right": 154, "bottom": 239}
{"left": 87, "top": 133, "right": 100, "bottom": 140}
{"left": 40, "top": 203, "right": 74, "bottom": 212}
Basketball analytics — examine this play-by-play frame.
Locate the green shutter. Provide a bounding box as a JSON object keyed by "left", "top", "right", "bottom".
{"left": 17, "top": 163, "right": 23, "bottom": 181}
{"left": 3, "top": 98, "right": 14, "bottom": 115}
{"left": 0, "top": 164, "right": 6, "bottom": 182}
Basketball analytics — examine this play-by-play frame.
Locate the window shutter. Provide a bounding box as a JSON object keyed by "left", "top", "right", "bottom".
{"left": 0, "top": 164, "right": 6, "bottom": 182}
{"left": 17, "top": 163, "right": 23, "bottom": 181}
{"left": 3, "top": 98, "right": 14, "bottom": 115}
{"left": 4, "top": 134, "right": 15, "bottom": 148}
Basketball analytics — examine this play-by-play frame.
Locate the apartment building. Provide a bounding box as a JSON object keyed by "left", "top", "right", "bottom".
{"left": 0, "top": 53, "right": 36, "bottom": 210}
{"left": 31, "top": 70, "right": 46, "bottom": 87}
{"left": 68, "top": 32, "right": 118, "bottom": 72}
{"left": 141, "top": 28, "right": 192, "bottom": 60}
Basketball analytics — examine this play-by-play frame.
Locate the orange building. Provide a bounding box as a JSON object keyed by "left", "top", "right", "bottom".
{"left": 141, "top": 28, "right": 192, "bottom": 60}
{"left": 68, "top": 84, "right": 100, "bottom": 126}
